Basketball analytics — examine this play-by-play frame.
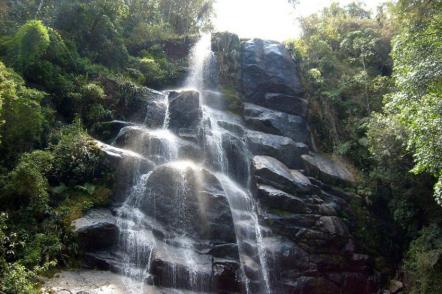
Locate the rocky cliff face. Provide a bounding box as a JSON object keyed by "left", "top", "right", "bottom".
{"left": 67, "top": 33, "right": 379, "bottom": 294}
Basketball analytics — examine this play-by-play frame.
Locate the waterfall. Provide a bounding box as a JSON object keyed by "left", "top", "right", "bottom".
{"left": 114, "top": 34, "right": 272, "bottom": 293}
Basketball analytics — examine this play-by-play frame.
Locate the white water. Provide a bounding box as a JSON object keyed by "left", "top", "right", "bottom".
{"left": 114, "top": 34, "right": 271, "bottom": 293}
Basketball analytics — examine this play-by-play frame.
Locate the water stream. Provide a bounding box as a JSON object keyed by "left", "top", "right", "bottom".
{"left": 114, "top": 34, "right": 271, "bottom": 293}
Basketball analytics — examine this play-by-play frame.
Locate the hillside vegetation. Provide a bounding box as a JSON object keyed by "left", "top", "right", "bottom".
{"left": 0, "top": 0, "right": 440, "bottom": 293}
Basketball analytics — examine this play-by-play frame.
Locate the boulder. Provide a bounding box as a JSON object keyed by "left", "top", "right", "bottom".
{"left": 213, "top": 258, "right": 242, "bottom": 293}
{"left": 222, "top": 132, "right": 250, "bottom": 186}
{"left": 202, "top": 90, "right": 226, "bottom": 111}
{"left": 252, "top": 155, "right": 311, "bottom": 194}
{"left": 241, "top": 39, "right": 303, "bottom": 103}
{"left": 168, "top": 90, "right": 203, "bottom": 131}
{"left": 244, "top": 103, "right": 309, "bottom": 144}
{"left": 139, "top": 164, "right": 236, "bottom": 243}
{"left": 96, "top": 141, "right": 155, "bottom": 204}
{"left": 302, "top": 153, "right": 357, "bottom": 186}
{"left": 91, "top": 120, "right": 135, "bottom": 143}
{"left": 114, "top": 126, "right": 202, "bottom": 164}
{"left": 257, "top": 185, "right": 308, "bottom": 214}
{"left": 114, "top": 84, "right": 167, "bottom": 126}
{"left": 72, "top": 209, "right": 118, "bottom": 252}
{"left": 149, "top": 242, "right": 212, "bottom": 291}
{"left": 263, "top": 93, "right": 308, "bottom": 117}
{"left": 246, "top": 129, "right": 309, "bottom": 169}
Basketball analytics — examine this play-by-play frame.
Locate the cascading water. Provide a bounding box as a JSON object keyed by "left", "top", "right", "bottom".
{"left": 113, "top": 34, "right": 272, "bottom": 293}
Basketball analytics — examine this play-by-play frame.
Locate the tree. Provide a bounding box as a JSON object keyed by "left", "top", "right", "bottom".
{"left": 377, "top": 0, "right": 442, "bottom": 204}
{"left": 4, "top": 20, "right": 50, "bottom": 73}
{"left": 0, "top": 61, "right": 46, "bottom": 167}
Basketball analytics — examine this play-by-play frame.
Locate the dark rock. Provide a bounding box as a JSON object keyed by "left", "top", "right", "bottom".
{"left": 282, "top": 276, "right": 340, "bottom": 294}
{"left": 257, "top": 185, "right": 308, "bottom": 214}
{"left": 203, "top": 90, "right": 226, "bottom": 111}
{"left": 168, "top": 90, "right": 203, "bottom": 131}
{"left": 244, "top": 103, "right": 309, "bottom": 144}
{"left": 139, "top": 164, "right": 236, "bottom": 243}
{"left": 241, "top": 39, "right": 303, "bottom": 103}
{"left": 222, "top": 132, "right": 250, "bottom": 186}
{"left": 218, "top": 121, "right": 245, "bottom": 136}
{"left": 252, "top": 155, "right": 311, "bottom": 194}
{"left": 302, "top": 153, "right": 357, "bottom": 186}
{"left": 213, "top": 258, "right": 242, "bottom": 293}
{"left": 246, "top": 130, "right": 308, "bottom": 169}
{"left": 96, "top": 141, "right": 155, "bottom": 204}
{"left": 72, "top": 209, "right": 118, "bottom": 252}
{"left": 115, "top": 84, "right": 167, "bottom": 126}
{"left": 113, "top": 126, "right": 203, "bottom": 164}
{"left": 212, "top": 32, "right": 241, "bottom": 85}
{"left": 263, "top": 93, "right": 308, "bottom": 117}
{"left": 91, "top": 120, "right": 135, "bottom": 143}
{"left": 150, "top": 243, "right": 212, "bottom": 291}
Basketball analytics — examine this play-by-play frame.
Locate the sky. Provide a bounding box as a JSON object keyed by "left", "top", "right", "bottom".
{"left": 213, "top": 0, "right": 386, "bottom": 41}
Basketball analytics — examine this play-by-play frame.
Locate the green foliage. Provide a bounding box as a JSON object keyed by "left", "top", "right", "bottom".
{"left": 370, "top": 0, "right": 442, "bottom": 205}
{"left": 0, "top": 61, "right": 46, "bottom": 166}
{"left": 290, "top": 2, "right": 393, "bottom": 168}
{"left": 405, "top": 225, "right": 442, "bottom": 294}
{"left": 3, "top": 151, "right": 53, "bottom": 214}
{"left": 4, "top": 20, "right": 50, "bottom": 72}
{"left": 1, "top": 262, "right": 38, "bottom": 294}
{"left": 51, "top": 120, "right": 102, "bottom": 186}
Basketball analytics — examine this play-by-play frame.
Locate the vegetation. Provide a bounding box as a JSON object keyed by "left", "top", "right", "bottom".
{"left": 0, "top": 0, "right": 441, "bottom": 292}
{"left": 292, "top": 1, "right": 442, "bottom": 292}
{"left": 0, "top": 0, "right": 212, "bottom": 291}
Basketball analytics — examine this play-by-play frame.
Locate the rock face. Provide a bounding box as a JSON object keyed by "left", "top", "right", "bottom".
{"left": 302, "top": 153, "right": 357, "bottom": 186}
{"left": 73, "top": 209, "right": 119, "bottom": 252}
{"left": 168, "top": 90, "right": 203, "bottom": 131}
{"left": 241, "top": 39, "right": 304, "bottom": 103}
{"left": 67, "top": 33, "right": 379, "bottom": 294}
{"left": 246, "top": 129, "right": 308, "bottom": 169}
{"left": 244, "top": 103, "right": 309, "bottom": 145}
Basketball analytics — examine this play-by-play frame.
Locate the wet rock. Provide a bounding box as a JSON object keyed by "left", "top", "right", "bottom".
{"left": 252, "top": 155, "right": 311, "bottom": 194}
{"left": 72, "top": 209, "right": 118, "bottom": 252}
{"left": 114, "top": 126, "right": 202, "bottom": 163}
{"left": 218, "top": 121, "right": 245, "bottom": 136}
{"left": 222, "top": 132, "right": 250, "bottom": 186}
{"left": 96, "top": 141, "right": 155, "bottom": 204}
{"left": 139, "top": 164, "right": 236, "bottom": 243}
{"left": 91, "top": 120, "right": 135, "bottom": 143}
{"left": 263, "top": 93, "right": 308, "bottom": 117}
{"left": 213, "top": 258, "right": 242, "bottom": 293}
{"left": 283, "top": 276, "right": 341, "bottom": 294}
{"left": 244, "top": 103, "right": 309, "bottom": 144}
{"left": 150, "top": 242, "right": 212, "bottom": 291}
{"left": 168, "top": 90, "right": 203, "bottom": 131}
{"left": 246, "top": 130, "right": 308, "bottom": 169}
{"left": 257, "top": 185, "right": 308, "bottom": 214}
{"left": 202, "top": 90, "right": 226, "bottom": 111}
{"left": 115, "top": 84, "right": 166, "bottom": 126}
{"left": 241, "top": 39, "right": 303, "bottom": 103}
{"left": 302, "top": 153, "right": 357, "bottom": 186}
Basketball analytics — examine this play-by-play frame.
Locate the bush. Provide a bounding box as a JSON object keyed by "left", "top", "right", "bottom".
{"left": 405, "top": 225, "right": 442, "bottom": 294}
{"left": 3, "top": 151, "right": 53, "bottom": 214}
{"left": 0, "top": 61, "right": 46, "bottom": 166}
{"left": 5, "top": 20, "right": 50, "bottom": 73}
{"left": 51, "top": 120, "right": 102, "bottom": 185}
{"left": 1, "top": 263, "right": 38, "bottom": 294}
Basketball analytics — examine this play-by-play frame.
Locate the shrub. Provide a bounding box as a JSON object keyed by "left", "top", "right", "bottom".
{"left": 3, "top": 151, "right": 54, "bottom": 214}
{"left": 51, "top": 120, "right": 102, "bottom": 185}
{"left": 405, "top": 225, "right": 442, "bottom": 294}
{"left": 1, "top": 263, "right": 38, "bottom": 294}
{"left": 5, "top": 20, "right": 50, "bottom": 72}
